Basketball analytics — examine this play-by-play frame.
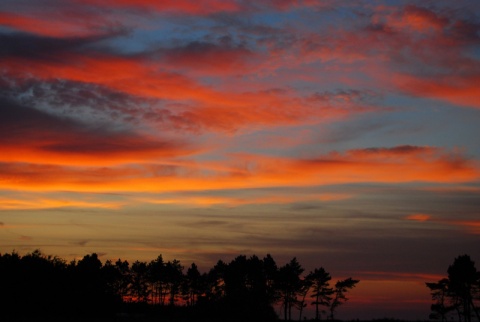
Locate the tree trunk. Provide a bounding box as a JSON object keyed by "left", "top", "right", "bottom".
{"left": 299, "top": 291, "right": 307, "bottom": 321}
{"left": 470, "top": 297, "right": 480, "bottom": 322}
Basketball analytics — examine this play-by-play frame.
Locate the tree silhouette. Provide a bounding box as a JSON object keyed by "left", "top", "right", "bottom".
{"left": 101, "top": 259, "right": 126, "bottom": 308}
{"left": 74, "top": 253, "right": 109, "bottom": 315}
{"left": 0, "top": 250, "right": 360, "bottom": 321}
{"left": 329, "top": 277, "right": 360, "bottom": 320}
{"left": 183, "top": 262, "right": 202, "bottom": 306}
{"left": 297, "top": 273, "right": 313, "bottom": 321}
{"left": 148, "top": 254, "right": 166, "bottom": 305}
{"left": 278, "top": 257, "right": 304, "bottom": 321}
{"left": 213, "top": 255, "right": 276, "bottom": 320}
{"left": 427, "top": 255, "right": 480, "bottom": 322}
{"left": 131, "top": 260, "right": 150, "bottom": 302}
{"left": 113, "top": 258, "right": 132, "bottom": 302}
{"left": 307, "top": 267, "right": 333, "bottom": 320}
{"left": 426, "top": 278, "right": 451, "bottom": 321}
{"left": 165, "top": 259, "right": 184, "bottom": 306}
{"left": 207, "top": 259, "right": 227, "bottom": 301}
{"left": 449, "top": 255, "right": 480, "bottom": 322}
{"left": 263, "top": 254, "right": 279, "bottom": 305}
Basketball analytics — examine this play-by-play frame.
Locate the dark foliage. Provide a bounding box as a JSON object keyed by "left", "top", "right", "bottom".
{"left": 0, "top": 250, "right": 358, "bottom": 321}
{"left": 426, "top": 254, "right": 480, "bottom": 322}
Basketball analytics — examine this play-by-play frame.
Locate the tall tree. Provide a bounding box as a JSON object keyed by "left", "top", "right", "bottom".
{"left": 307, "top": 267, "right": 333, "bottom": 320}
{"left": 447, "top": 255, "right": 480, "bottom": 322}
{"left": 278, "top": 258, "right": 304, "bottom": 320}
{"left": 131, "top": 260, "right": 150, "bottom": 302}
{"left": 427, "top": 255, "right": 480, "bottom": 322}
{"left": 183, "top": 262, "right": 202, "bottom": 306}
{"left": 297, "top": 275, "right": 313, "bottom": 321}
{"left": 102, "top": 259, "right": 126, "bottom": 308}
{"left": 148, "top": 255, "right": 166, "bottom": 305}
{"left": 263, "top": 254, "right": 279, "bottom": 305}
{"left": 207, "top": 260, "right": 227, "bottom": 301}
{"left": 329, "top": 277, "right": 359, "bottom": 320}
{"left": 74, "top": 253, "right": 108, "bottom": 314}
{"left": 426, "top": 278, "right": 451, "bottom": 321}
{"left": 164, "top": 259, "right": 184, "bottom": 306}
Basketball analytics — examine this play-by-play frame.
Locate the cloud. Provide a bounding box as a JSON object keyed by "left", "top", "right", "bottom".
{"left": 78, "top": 0, "right": 240, "bottom": 15}
{"left": 366, "top": 4, "right": 480, "bottom": 108}
{"left": 0, "top": 97, "right": 192, "bottom": 166}
{"left": 379, "top": 4, "right": 449, "bottom": 33}
{"left": 350, "top": 145, "right": 435, "bottom": 156}
{"left": 151, "top": 40, "right": 260, "bottom": 75}
{"left": 452, "top": 221, "right": 480, "bottom": 234}
{"left": 0, "top": 196, "right": 124, "bottom": 210}
{"left": 0, "top": 33, "right": 322, "bottom": 131}
{"left": 136, "top": 192, "right": 352, "bottom": 208}
{"left": 0, "top": 10, "right": 123, "bottom": 38}
{"left": 1, "top": 145, "right": 477, "bottom": 193}
{"left": 272, "top": 3, "right": 480, "bottom": 111}
{"left": 1, "top": 3, "right": 479, "bottom": 320}
{"left": 75, "top": 240, "right": 89, "bottom": 247}
{"left": 394, "top": 73, "right": 480, "bottom": 109}
{"left": 405, "top": 214, "right": 431, "bottom": 222}
{"left": 291, "top": 146, "right": 478, "bottom": 185}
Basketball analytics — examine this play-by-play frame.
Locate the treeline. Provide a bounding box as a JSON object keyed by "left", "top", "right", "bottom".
{"left": 0, "top": 250, "right": 358, "bottom": 321}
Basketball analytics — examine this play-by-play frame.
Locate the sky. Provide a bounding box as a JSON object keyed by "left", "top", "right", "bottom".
{"left": 1, "top": 0, "right": 480, "bottom": 319}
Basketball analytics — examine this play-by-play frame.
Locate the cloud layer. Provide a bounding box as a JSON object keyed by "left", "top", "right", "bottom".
{"left": 1, "top": 0, "right": 480, "bottom": 319}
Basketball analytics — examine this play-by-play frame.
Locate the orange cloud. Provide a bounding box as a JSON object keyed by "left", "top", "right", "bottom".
{"left": 289, "top": 146, "right": 478, "bottom": 185}
{"left": 1, "top": 146, "right": 477, "bottom": 193}
{"left": 136, "top": 193, "right": 353, "bottom": 207}
{"left": 0, "top": 134, "right": 193, "bottom": 167}
{"left": 450, "top": 220, "right": 480, "bottom": 234}
{"left": 403, "top": 214, "right": 480, "bottom": 235}
{"left": 0, "top": 197, "right": 123, "bottom": 210}
{"left": 405, "top": 214, "right": 431, "bottom": 222}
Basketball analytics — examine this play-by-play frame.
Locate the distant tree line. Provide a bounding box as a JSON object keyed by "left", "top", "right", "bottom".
{"left": 426, "top": 254, "right": 480, "bottom": 322}
{"left": 0, "top": 250, "right": 358, "bottom": 321}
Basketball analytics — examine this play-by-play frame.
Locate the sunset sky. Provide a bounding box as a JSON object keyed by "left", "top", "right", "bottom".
{"left": 1, "top": 0, "right": 480, "bottom": 319}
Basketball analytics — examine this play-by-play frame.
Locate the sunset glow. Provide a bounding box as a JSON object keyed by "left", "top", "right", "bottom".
{"left": 1, "top": 0, "right": 480, "bottom": 320}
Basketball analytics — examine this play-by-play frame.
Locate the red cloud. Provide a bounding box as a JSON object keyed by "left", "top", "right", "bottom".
{"left": 384, "top": 5, "right": 449, "bottom": 32}
{"left": 394, "top": 73, "right": 480, "bottom": 109}
{"left": 0, "top": 9, "right": 122, "bottom": 38}
{"left": 0, "top": 100, "right": 193, "bottom": 166}
{"left": 3, "top": 49, "right": 355, "bottom": 132}
{"left": 157, "top": 41, "right": 261, "bottom": 75}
